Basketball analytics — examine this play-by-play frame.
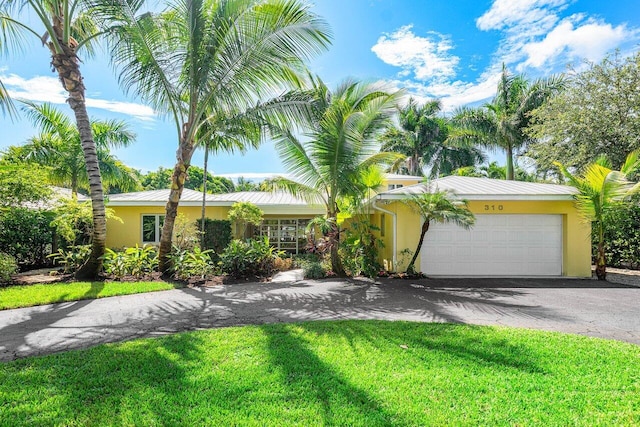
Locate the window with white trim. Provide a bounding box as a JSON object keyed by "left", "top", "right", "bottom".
{"left": 257, "top": 219, "right": 310, "bottom": 254}
{"left": 388, "top": 184, "right": 403, "bottom": 190}
{"left": 142, "top": 214, "right": 165, "bottom": 244}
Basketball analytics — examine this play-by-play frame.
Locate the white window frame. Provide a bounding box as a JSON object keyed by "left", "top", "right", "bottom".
{"left": 388, "top": 184, "right": 403, "bottom": 190}
{"left": 141, "top": 214, "right": 165, "bottom": 244}
{"left": 257, "top": 218, "right": 310, "bottom": 254}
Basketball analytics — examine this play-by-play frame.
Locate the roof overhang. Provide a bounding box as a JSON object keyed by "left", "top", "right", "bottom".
{"left": 376, "top": 193, "right": 576, "bottom": 202}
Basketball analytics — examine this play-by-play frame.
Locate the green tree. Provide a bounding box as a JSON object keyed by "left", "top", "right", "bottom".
{"left": 381, "top": 98, "right": 484, "bottom": 178}
{"left": 105, "top": 0, "right": 331, "bottom": 273}
{"left": 0, "top": 162, "right": 52, "bottom": 208}
{"left": 403, "top": 191, "right": 475, "bottom": 274}
{"left": 555, "top": 151, "right": 640, "bottom": 280}
{"left": 140, "top": 167, "right": 173, "bottom": 190}
{"left": 228, "top": 201, "right": 263, "bottom": 239}
{"left": 528, "top": 52, "right": 640, "bottom": 173}
{"left": 235, "top": 177, "right": 260, "bottom": 192}
{"left": 269, "top": 77, "right": 402, "bottom": 275}
{"left": 1, "top": 0, "right": 112, "bottom": 279}
{"left": 453, "top": 65, "right": 565, "bottom": 180}
{"left": 5, "top": 102, "right": 139, "bottom": 196}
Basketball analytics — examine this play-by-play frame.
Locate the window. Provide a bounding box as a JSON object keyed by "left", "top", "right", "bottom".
{"left": 257, "top": 218, "right": 310, "bottom": 254}
{"left": 388, "top": 184, "right": 403, "bottom": 190}
{"left": 142, "top": 214, "right": 165, "bottom": 244}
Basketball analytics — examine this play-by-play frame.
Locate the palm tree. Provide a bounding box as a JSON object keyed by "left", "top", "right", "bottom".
{"left": 403, "top": 191, "right": 475, "bottom": 274}
{"left": 104, "top": 0, "right": 331, "bottom": 273}
{"left": 1, "top": 0, "right": 111, "bottom": 278}
{"left": 5, "top": 102, "right": 138, "bottom": 196}
{"left": 555, "top": 151, "right": 640, "bottom": 280}
{"left": 0, "top": 79, "right": 16, "bottom": 118}
{"left": 453, "top": 65, "right": 565, "bottom": 180}
{"left": 381, "top": 98, "right": 484, "bottom": 178}
{"left": 269, "top": 77, "right": 403, "bottom": 275}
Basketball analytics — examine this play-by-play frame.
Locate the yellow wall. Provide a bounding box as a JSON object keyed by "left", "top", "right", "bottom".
{"left": 375, "top": 199, "right": 591, "bottom": 277}
{"left": 106, "top": 205, "right": 317, "bottom": 249}
{"left": 106, "top": 205, "right": 230, "bottom": 248}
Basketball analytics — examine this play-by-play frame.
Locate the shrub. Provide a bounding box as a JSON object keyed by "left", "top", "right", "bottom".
{"left": 600, "top": 202, "right": 640, "bottom": 269}
{"left": 273, "top": 256, "right": 293, "bottom": 272}
{"left": 172, "top": 214, "right": 200, "bottom": 251}
{"left": 102, "top": 245, "right": 158, "bottom": 279}
{"left": 219, "top": 237, "right": 283, "bottom": 278}
{"left": 0, "top": 208, "right": 55, "bottom": 267}
{"left": 0, "top": 252, "right": 18, "bottom": 283}
{"left": 303, "top": 261, "right": 327, "bottom": 279}
{"left": 228, "top": 201, "right": 263, "bottom": 239}
{"left": 197, "top": 218, "right": 233, "bottom": 259}
{"left": 49, "top": 245, "right": 91, "bottom": 273}
{"left": 339, "top": 217, "right": 383, "bottom": 278}
{"left": 169, "top": 246, "right": 214, "bottom": 281}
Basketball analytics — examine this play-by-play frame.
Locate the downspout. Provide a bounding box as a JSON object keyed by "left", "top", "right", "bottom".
{"left": 372, "top": 197, "right": 397, "bottom": 271}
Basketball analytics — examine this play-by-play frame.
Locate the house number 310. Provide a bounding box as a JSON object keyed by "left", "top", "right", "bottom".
{"left": 484, "top": 204, "right": 504, "bottom": 211}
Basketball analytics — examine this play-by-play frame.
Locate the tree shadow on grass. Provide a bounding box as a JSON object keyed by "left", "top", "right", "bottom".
{"left": 259, "top": 322, "right": 407, "bottom": 427}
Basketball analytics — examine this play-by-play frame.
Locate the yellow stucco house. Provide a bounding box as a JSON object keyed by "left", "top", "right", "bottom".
{"left": 105, "top": 174, "right": 591, "bottom": 277}
{"left": 371, "top": 175, "right": 591, "bottom": 277}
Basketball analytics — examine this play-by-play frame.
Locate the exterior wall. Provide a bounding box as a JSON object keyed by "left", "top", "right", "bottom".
{"left": 376, "top": 199, "right": 591, "bottom": 277}
{"left": 106, "top": 205, "right": 230, "bottom": 249}
{"left": 106, "top": 205, "right": 318, "bottom": 249}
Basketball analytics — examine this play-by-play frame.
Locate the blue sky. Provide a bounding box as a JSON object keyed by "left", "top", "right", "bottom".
{"left": 2, "top": 0, "right": 640, "bottom": 180}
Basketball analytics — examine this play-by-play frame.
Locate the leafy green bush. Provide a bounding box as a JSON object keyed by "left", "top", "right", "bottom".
{"left": 49, "top": 245, "right": 92, "bottom": 273}
{"left": 169, "top": 246, "right": 214, "bottom": 281}
{"left": 302, "top": 261, "right": 327, "bottom": 279}
{"left": 172, "top": 214, "right": 200, "bottom": 251}
{"left": 0, "top": 252, "right": 18, "bottom": 283}
{"left": 219, "top": 237, "right": 283, "bottom": 278}
{"left": 0, "top": 208, "right": 55, "bottom": 267}
{"left": 197, "top": 218, "right": 232, "bottom": 259}
{"left": 339, "top": 218, "right": 383, "bottom": 278}
{"left": 600, "top": 201, "right": 640, "bottom": 269}
{"left": 102, "top": 245, "right": 159, "bottom": 279}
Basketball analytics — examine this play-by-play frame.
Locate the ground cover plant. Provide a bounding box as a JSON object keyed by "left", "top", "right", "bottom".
{"left": 0, "top": 320, "right": 638, "bottom": 426}
{"left": 0, "top": 281, "right": 179, "bottom": 310}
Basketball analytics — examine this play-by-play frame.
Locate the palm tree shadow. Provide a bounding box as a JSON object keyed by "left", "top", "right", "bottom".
{"left": 260, "top": 323, "right": 405, "bottom": 427}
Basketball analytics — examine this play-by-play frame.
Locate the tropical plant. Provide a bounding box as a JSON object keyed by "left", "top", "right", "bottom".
{"left": 0, "top": 162, "right": 52, "bottom": 208}
{"left": 0, "top": 79, "right": 16, "bottom": 119}
{"left": 0, "top": 252, "right": 18, "bottom": 283}
{"left": 102, "top": 245, "right": 158, "bottom": 279}
{"left": 172, "top": 214, "right": 200, "bottom": 251}
{"left": 0, "top": 208, "right": 55, "bottom": 267}
{"left": 219, "top": 237, "right": 284, "bottom": 278}
{"left": 269, "top": 77, "right": 403, "bottom": 275}
{"left": 169, "top": 246, "right": 214, "bottom": 281}
{"left": 228, "top": 202, "right": 263, "bottom": 239}
{"left": 453, "top": 65, "right": 565, "bottom": 180}
{"left": 6, "top": 102, "right": 139, "bottom": 196}
{"left": 51, "top": 198, "right": 122, "bottom": 247}
{"left": 339, "top": 217, "right": 383, "bottom": 278}
{"left": 403, "top": 191, "right": 475, "bottom": 274}
{"left": 49, "top": 245, "right": 92, "bottom": 274}
{"left": 600, "top": 198, "right": 640, "bottom": 269}
{"left": 381, "top": 98, "right": 484, "bottom": 178}
{"left": 103, "top": 0, "right": 331, "bottom": 273}
{"left": 0, "top": 0, "right": 115, "bottom": 279}
{"left": 555, "top": 151, "right": 640, "bottom": 280}
{"left": 196, "top": 218, "right": 233, "bottom": 259}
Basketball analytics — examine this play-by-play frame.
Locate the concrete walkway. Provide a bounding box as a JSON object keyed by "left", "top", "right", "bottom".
{"left": 1, "top": 276, "right": 638, "bottom": 361}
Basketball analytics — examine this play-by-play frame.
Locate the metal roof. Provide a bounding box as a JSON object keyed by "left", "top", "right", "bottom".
{"left": 383, "top": 173, "right": 424, "bottom": 182}
{"left": 377, "top": 176, "right": 577, "bottom": 201}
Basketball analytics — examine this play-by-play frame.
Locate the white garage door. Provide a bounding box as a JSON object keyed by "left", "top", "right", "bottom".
{"left": 419, "top": 214, "right": 562, "bottom": 276}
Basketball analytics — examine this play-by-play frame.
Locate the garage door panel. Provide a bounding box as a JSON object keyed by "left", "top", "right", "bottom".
{"left": 420, "top": 214, "right": 562, "bottom": 276}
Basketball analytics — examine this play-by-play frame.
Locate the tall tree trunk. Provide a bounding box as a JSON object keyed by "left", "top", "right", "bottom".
{"left": 200, "top": 147, "right": 209, "bottom": 248}
{"left": 506, "top": 144, "right": 514, "bottom": 180}
{"left": 406, "top": 220, "right": 429, "bottom": 274}
{"left": 595, "top": 223, "right": 607, "bottom": 281}
{"left": 158, "top": 132, "right": 194, "bottom": 273}
{"left": 49, "top": 43, "right": 106, "bottom": 280}
{"left": 328, "top": 212, "right": 345, "bottom": 277}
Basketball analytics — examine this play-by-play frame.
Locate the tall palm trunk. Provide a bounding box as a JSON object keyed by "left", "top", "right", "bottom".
{"left": 49, "top": 38, "right": 106, "bottom": 280}
{"left": 595, "top": 222, "right": 607, "bottom": 280}
{"left": 158, "top": 133, "right": 194, "bottom": 273}
{"left": 506, "top": 144, "right": 514, "bottom": 180}
{"left": 200, "top": 148, "right": 209, "bottom": 248}
{"left": 327, "top": 212, "right": 345, "bottom": 277}
{"left": 406, "top": 220, "right": 429, "bottom": 274}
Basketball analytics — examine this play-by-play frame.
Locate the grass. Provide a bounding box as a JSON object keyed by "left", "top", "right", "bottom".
{"left": 0, "top": 281, "right": 180, "bottom": 310}
{"left": 0, "top": 320, "right": 638, "bottom": 426}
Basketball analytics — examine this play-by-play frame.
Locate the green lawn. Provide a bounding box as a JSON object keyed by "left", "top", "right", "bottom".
{"left": 0, "top": 320, "right": 638, "bottom": 426}
{"left": 0, "top": 281, "right": 180, "bottom": 310}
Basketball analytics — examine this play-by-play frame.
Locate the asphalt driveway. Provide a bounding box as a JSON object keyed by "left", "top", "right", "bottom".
{"left": 0, "top": 276, "right": 638, "bottom": 361}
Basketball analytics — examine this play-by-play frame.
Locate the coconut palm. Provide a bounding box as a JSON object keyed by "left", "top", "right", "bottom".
{"left": 453, "top": 65, "right": 565, "bottom": 180}
{"left": 0, "top": 79, "right": 16, "bottom": 118}
{"left": 268, "top": 77, "right": 403, "bottom": 276}
{"left": 403, "top": 191, "right": 475, "bottom": 274}
{"left": 381, "top": 98, "right": 484, "bottom": 178}
{"left": 5, "top": 102, "right": 138, "bottom": 196}
{"left": 103, "top": 0, "right": 331, "bottom": 272}
{"left": 1, "top": 0, "right": 111, "bottom": 278}
{"left": 555, "top": 151, "right": 640, "bottom": 280}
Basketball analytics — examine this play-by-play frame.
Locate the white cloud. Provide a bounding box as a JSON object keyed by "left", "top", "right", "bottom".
{"left": 476, "top": 0, "right": 569, "bottom": 31}
{"left": 371, "top": 25, "right": 459, "bottom": 81}
{"left": 2, "top": 73, "right": 156, "bottom": 121}
{"left": 522, "top": 18, "right": 630, "bottom": 68}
